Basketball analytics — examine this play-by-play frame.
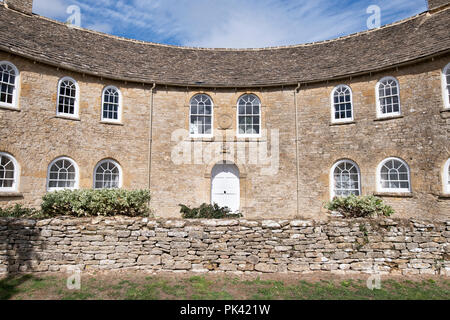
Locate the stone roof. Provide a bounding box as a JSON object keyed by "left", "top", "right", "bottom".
{"left": 0, "top": 4, "right": 449, "bottom": 87}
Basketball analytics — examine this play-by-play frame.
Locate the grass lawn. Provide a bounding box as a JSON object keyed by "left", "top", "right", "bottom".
{"left": 0, "top": 272, "right": 449, "bottom": 300}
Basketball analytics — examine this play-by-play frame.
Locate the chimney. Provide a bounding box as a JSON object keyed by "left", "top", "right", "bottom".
{"left": 4, "top": 0, "right": 33, "bottom": 15}
{"left": 427, "top": 0, "right": 450, "bottom": 11}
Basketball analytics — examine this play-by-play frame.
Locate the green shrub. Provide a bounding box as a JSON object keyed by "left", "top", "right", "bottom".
{"left": 41, "top": 189, "right": 151, "bottom": 217}
{"left": 179, "top": 203, "right": 243, "bottom": 219}
{"left": 0, "top": 204, "right": 45, "bottom": 219}
{"left": 324, "top": 195, "right": 394, "bottom": 218}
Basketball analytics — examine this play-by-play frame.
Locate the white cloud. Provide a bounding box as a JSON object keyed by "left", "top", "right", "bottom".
{"left": 85, "top": 22, "right": 113, "bottom": 34}
{"left": 33, "top": 0, "right": 69, "bottom": 19}
{"left": 32, "top": 0, "right": 428, "bottom": 48}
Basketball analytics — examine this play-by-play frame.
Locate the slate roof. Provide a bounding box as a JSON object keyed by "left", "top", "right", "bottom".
{"left": 0, "top": 4, "right": 449, "bottom": 87}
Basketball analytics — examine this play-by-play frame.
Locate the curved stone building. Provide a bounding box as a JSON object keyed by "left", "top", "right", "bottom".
{"left": 0, "top": 0, "right": 449, "bottom": 219}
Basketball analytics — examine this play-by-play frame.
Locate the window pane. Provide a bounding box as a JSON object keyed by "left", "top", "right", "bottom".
{"left": 190, "top": 95, "right": 213, "bottom": 135}
{"left": 237, "top": 95, "right": 261, "bottom": 135}
{"left": 48, "top": 159, "right": 77, "bottom": 189}
{"left": 94, "top": 161, "right": 120, "bottom": 189}
{"left": 0, "top": 155, "right": 15, "bottom": 189}
{"left": 380, "top": 159, "right": 409, "bottom": 190}
{"left": 58, "top": 79, "right": 76, "bottom": 115}
{"left": 333, "top": 161, "right": 360, "bottom": 197}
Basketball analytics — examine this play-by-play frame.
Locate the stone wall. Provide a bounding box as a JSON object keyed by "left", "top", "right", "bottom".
{"left": 296, "top": 56, "right": 450, "bottom": 220}
{"left": 1, "top": 217, "right": 449, "bottom": 276}
{"left": 4, "top": 0, "right": 33, "bottom": 15}
{"left": 428, "top": 0, "right": 449, "bottom": 10}
{"left": 0, "top": 52, "right": 152, "bottom": 208}
{"left": 1, "top": 52, "right": 449, "bottom": 220}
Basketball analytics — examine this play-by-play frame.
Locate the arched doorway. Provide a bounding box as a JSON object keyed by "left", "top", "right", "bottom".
{"left": 211, "top": 163, "right": 240, "bottom": 212}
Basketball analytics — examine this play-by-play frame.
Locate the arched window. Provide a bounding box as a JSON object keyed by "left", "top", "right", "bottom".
{"left": 0, "top": 61, "right": 19, "bottom": 108}
{"left": 237, "top": 94, "right": 261, "bottom": 136}
{"left": 0, "top": 152, "right": 19, "bottom": 191}
{"left": 189, "top": 94, "right": 213, "bottom": 136}
{"left": 377, "top": 157, "right": 411, "bottom": 192}
{"left": 444, "top": 159, "right": 450, "bottom": 194}
{"left": 442, "top": 63, "right": 450, "bottom": 110}
{"left": 330, "top": 160, "right": 361, "bottom": 198}
{"left": 94, "top": 159, "right": 122, "bottom": 189}
{"left": 102, "top": 86, "right": 122, "bottom": 122}
{"left": 376, "top": 77, "right": 401, "bottom": 118}
{"left": 331, "top": 85, "right": 353, "bottom": 122}
{"left": 57, "top": 77, "right": 79, "bottom": 117}
{"left": 47, "top": 157, "right": 79, "bottom": 191}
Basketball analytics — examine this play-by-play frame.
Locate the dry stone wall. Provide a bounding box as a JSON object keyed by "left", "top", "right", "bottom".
{"left": 1, "top": 217, "right": 449, "bottom": 276}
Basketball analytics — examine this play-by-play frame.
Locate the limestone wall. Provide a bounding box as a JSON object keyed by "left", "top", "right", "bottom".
{"left": 1, "top": 52, "right": 449, "bottom": 220}
{"left": 0, "top": 52, "right": 152, "bottom": 207}
{"left": 1, "top": 217, "right": 448, "bottom": 276}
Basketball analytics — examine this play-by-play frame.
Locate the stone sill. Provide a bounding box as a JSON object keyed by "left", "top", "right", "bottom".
{"left": 438, "top": 194, "right": 450, "bottom": 199}
{"left": 0, "top": 192, "right": 23, "bottom": 198}
{"left": 187, "top": 136, "right": 215, "bottom": 142}
{"left": 330, "top": 121, "right": 356, "bottom": 126}
{"left": 236, "top": 136, "right": 263, "bottom": 142}
{"left": 100, "top": 121, "right": 124, "bottom": 126}
{"left": 373, "top": 115, "right": 404, "bottom": 122}
{"left": 186, "top": 137, "right": 267, "bottom": 143}
{"left": 0, "top": 105, "right": 20, "bottom": 112}
{"left": 440, "top": 109, "right": 450, "bottom": 119}
{"left": 373, "top": 192, "right": 413, "bottom": 198}
{"left": 54, "top": 115, "right": 81, "bottom": 121}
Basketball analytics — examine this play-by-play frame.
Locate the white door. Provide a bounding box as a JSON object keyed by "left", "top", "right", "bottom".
{"left": 211, "top": 164, "right": 240, "bottom": 212}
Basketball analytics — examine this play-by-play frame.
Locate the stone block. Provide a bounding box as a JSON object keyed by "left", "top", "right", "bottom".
{"left": 137, "top": 255, "right": 161, "bottom": 265}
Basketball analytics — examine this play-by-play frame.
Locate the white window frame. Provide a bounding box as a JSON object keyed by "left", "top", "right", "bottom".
{"left": 444, "top": 158, "right": 450, "bottom": 194}
{"left": 47, "top": 156, "right": 79, "bottom": 192}
{"left": 56, "top": 76, "right": 80, "bottom": 119}
{"left": 189, "top": 94, "right": 214, "bottom": 138}
{"left": 101, "top": 86, "right": 122, "bottom": 123}
{"left": 0, "top": 61, "right": 20, "bottom": 110}
{"left": 93, "top": 159, "right": 123, "bottom": 189}
{"left": 330, "top": 159, "right": 361, "bottom": 199}
{"left": 376, "top": 76, "right": 401, "bottom": 118}
{"left": 236, "top": 94, "right": 262, "bottom": 138}
{"left": 0, "top": 152, "right": 19, "bottom": 192}
{"left": 376, "top": 157, "right": 411, "bottom": 193}
{"left": 441, "top": 63, "right": 450, "bottom": 110}
{"left": 331, "top": 85, "right": 354, "bottom": 123}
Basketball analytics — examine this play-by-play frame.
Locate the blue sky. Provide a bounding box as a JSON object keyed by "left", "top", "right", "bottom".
{"left": 32, "top": 0, "right": 428, "bottom": 48}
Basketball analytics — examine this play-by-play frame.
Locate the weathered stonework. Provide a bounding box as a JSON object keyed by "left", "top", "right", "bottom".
{"left": 0, "top": 2, "right": 449, "bottom": 220}
{"left": 0, "top": 52, "right": 449, "bottom": 219}
{"left": 0, "top": 3, "right": 448, "bottom": 87}
{"left": 0, "top": 217, "right": 449, "bottom": 276}
{"left": 4, "top": 0, "right": 33, "bottom": 15}
{"left": 428, "top": 0, "right": 449, "bottom": 10}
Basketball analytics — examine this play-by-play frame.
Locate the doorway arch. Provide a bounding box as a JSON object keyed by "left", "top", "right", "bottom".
{"left": 211, "top": 163, "right": 240, "bottom": 212}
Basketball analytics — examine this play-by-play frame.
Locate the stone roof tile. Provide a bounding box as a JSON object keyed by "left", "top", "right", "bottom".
{"left": 0, "top": 4, "right": 449, "bottom": 87}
